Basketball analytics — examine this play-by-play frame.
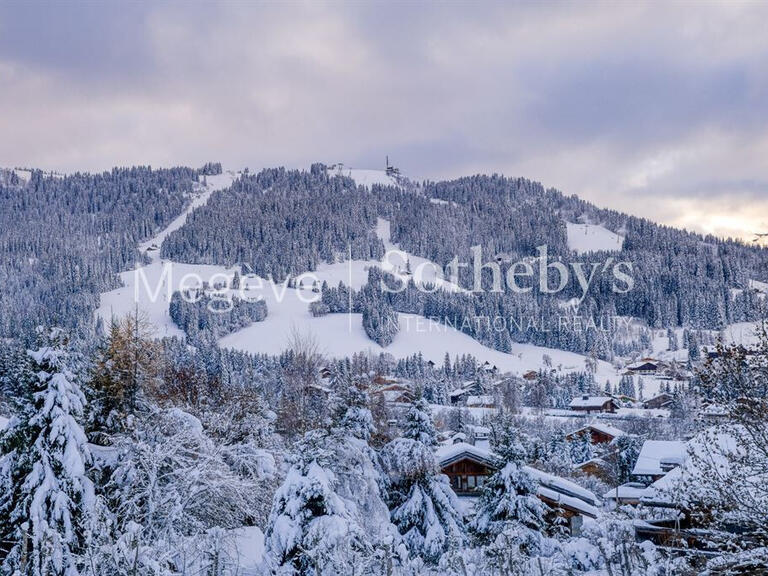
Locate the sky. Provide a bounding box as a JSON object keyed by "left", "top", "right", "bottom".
{"left": 1, "top": 1, "right": 767, "bottom": 241}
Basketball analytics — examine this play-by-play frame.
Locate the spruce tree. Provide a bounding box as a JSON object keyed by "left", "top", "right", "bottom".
{"left": 381, "top": 399, "right": 465, "bottom": 563}
{"left": 0, "top": 329, "right": 94, "bottom": 576}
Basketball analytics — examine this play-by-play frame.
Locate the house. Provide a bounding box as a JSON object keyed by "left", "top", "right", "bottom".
{"left": 642, "top": 393, "right": 674, "bottom": 410}
{"left": 573, "top": 457, "right": 612, "bottom": 481}
{"left": 626, "top": 358, "right": 660, "bottom": 375}
{"left": 449, "top": 388, "right": 469, "bottom": 405}
{"left": 466, "top": 395, "right": 495, "bottom": 408}
{"left": 566, "top": 421, "right": 626, "bottom": 445}
{"left": 436, "top": 442, "right": 497, "bottom": 495}
{"left": 372, "top": 383, "right": 415, "bottom": 405}
{"left": 631, "top": 440, "right": 687, "bottom": 481}
{"left": 449, "top": 380, "right": 486, "bottom": 405}
{"left": 435, "top": 442, "right": 600, "bottom": 534}
{"left": 480, "top": 361, "right": 498, "bottom": 374}
{"left": 522, "top": 370, "right": 539, "bottom": 381}
{"left": 602, "top": 482, "right": 651, "bottom": 507}
{"left": 569, "top": 395, "right": 618, "bottom": 414}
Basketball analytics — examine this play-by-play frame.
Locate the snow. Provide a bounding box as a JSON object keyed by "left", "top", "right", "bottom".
{"left": 13, "top": 168, "right": 32, "bottom": 183}
{"left": 524, "top": 467, "right": 600, "bottom": 508}
{"left": 723, "top": 320, "right": 766, "bottom": 348}
{"left": 569, "top": 396, "right": 613, "bottom": 409}
{"left": 435, "top": 441, "right": 495, "bottom": 467}
{"left": 229, "top": 526, "right": 265, "bottom": 574}
{"left": 568, "top": 421, "right": 625, "bottom": 439}
{"left": 0, "top": 415, "right": 8, "bottom": 430}
{"left": 328, "top": 166, "right": 399, "bottom": 188}
{"left": 631, "top": 440, "right": 687, "bottom": 476}
{"left": 602, "top": 483, "right": 650, "bottom": 502}
{"left": 749, "top": 279, "right": 768, "bottom": 294}
{"left": 98, "top": 171, "right": 622, "bottom": 386}
{"left": 566, "top": 222, "right": 624, "bottom": 254}
{"left": 138, "top": 171, "right": 238, "bottom": 264}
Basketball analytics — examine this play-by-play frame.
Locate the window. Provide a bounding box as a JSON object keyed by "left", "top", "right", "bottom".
{"left": 467, "top": 476, "right": 476, "bottom": 488}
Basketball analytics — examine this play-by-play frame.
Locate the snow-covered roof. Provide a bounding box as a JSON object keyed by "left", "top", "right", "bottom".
{"left": 436, "top": 441, "right": 496, "bottom": 467}
{"left": 567, "top": 421, "right": 626, "bottom": 439}
{"left": 569, "top": 396, "right": 614, "bottom": 408}
{"left": 435, "top": 444, "right": 600, "bottom": 517}
{"left": 466, "top": 395, "right": 494, "bottom": 406}
{"left": 631, "top": 440, "right": 687, "bottom": 476}
{"left": 603, "top": 482, "right": 650, "bottom": 501}
{"left": 525, "top": 466, "right": 600, "bottom": 517}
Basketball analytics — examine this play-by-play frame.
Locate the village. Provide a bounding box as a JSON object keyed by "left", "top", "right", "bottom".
{"left": 357, "top": 352, "right": 742, "bottom": 554}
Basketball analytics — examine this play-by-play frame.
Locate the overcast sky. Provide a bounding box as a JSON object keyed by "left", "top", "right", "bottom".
{"left": 1, "top": 1, "right": 767, "bottom": 241}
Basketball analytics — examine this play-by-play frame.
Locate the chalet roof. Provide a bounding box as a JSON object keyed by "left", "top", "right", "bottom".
{"left": 466, "top": 395, "right": 494, "bottom": 406}
{"left": 436, "top": 442, "right": 496, "bottom": 468}
{"left": 603, "top": 482, "right": 650, "bottom": 501}
{"left": 567, "top": 421, "right": 626, "bottom": 439}
{"left": 631, "top": 440, "right": 687, "bottom": 476}
{"left": 569, "top": 395, "right": 615, "bottom": 409}
{"left": 435, "top": 444, "right": 600, "bottom": 517}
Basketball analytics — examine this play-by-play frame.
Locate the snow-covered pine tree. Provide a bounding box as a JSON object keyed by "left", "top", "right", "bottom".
{"left": 381, "top": 399, "right": 465, "bottom": 564}
{"left": 266, "top": 375, "right": 402, "bottom": 574}
{"left": 0, "top": 328, "right": 94, "bottom": 576}
{"left": 471, "top": 429, "right": 544, "bottom": 555}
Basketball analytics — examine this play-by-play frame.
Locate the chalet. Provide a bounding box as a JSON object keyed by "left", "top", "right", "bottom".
{"left": 573, "top": 457, "right": 612, "bottom": 481}
{"left": 569, "top": 395, "right": 618, "bottom": 414}
{"left": 631, "top": 440, "right": 687, "bottom": 481}
{"left": 602, "top": 482, "right": 651, "bottom": 507}
{"left": 479, "top": 361, "right": 498, "bottom": 374}
{"left": 626, "top": 358, "right": 660, "bottom": 375}
{"left": 449, "top": 388, "right": 469, "bottom": 405}
{"left": 566, "top": 421, "right": 626, "bottom": 445}
{"left": 372, "top": 383, "right": 415, "bottom": 405}
{"left": 522, "top": 370, "right": 539, "bottom": 381}
{"left": 436, "top": 442, "right": 496, "bottom": 495}
{"left": 435, "top": 442, "right": 600, "bottom": 534}
{"left": 449, "top": 380, "right": 486, "bottom": 405}
{"left": 643, "top": 393, "right": 674, "bottom": 410}
{"left": 466, "top": 395, "right": 495, "bottom": 409}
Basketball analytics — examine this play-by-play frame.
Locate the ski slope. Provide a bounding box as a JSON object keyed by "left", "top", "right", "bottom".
{"left": 566, "top": 222, "right": 624, "bottom": 254}
{"left": 327, "top": 166, "right": 399, "bottom": 188}
{"left": 98, "top": 171, "right": 624, "bottom": 384}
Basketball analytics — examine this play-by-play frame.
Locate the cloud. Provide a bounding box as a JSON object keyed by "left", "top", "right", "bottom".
{"left": 0, "top": 1, "right": 766, "bottom": 239}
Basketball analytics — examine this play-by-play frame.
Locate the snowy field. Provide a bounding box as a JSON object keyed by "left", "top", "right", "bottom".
{"left": 566, "top": 222, "right": 624, "bottom": 254}
{"left": 327, "top": 166, "right": 399, "bottom": 188}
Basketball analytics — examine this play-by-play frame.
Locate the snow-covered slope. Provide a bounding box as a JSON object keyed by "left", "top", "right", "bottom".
{"left": 328, "top": 166, "right": 399, "bottom": 188}
{"left": 566, "top": 222, "right": 624, "bottom": 254}
{"left": 138, "top": 171, "right": 238, "bottom": 263}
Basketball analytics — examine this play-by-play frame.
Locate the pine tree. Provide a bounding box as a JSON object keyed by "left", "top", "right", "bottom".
{"left": 0, "top": 329, "right": 94, "bottom": 576}
{"left": 471, "top": 430, "right": 544, "bottom": 552}
{"left": 381, "top": 399, "right": 465, "bottom": 563}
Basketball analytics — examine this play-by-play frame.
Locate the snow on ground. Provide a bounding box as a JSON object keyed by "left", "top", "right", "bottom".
{"left": 13, "top": 168, "right": 32, "bottom": 184}
{"left": 0, "top": 416, "right": 8, "bottom": 430}
{"left": 99, "top": 172, "right": 629, "bottom": 386}
{"left": 221, "top": 308, "right": 616, "bottom": 381}
{"left": 138, "top": 171, "right": 238, "bottom": 263}
{"left": 328, "top": 166, "right": 399, "bottom": 188}
{"left": 229, "top": 526, "right": 265, "bottom": 575}
{"left": 566, "top": 222, "right": 624, "bottom": 254}
{"left": 97, "top": 171, "right": 239, "bottom": 336}
{"left": 723, "top": 320, "right": 766, "bottom": 347}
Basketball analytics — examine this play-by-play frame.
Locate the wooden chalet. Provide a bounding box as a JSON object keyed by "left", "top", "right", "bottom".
{"left": 643, "top": 392, "right": 674, "bottom": 410}
{"left": 566, "top": 421, "right": 626, "bottom": 445}
{"left": 435, "top": 442, "right": 600, "bottom": 535}
{"left": 569, "top": 395, "right": 618, "bottom": 414}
